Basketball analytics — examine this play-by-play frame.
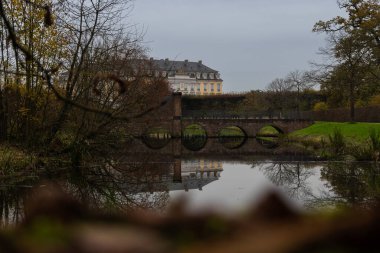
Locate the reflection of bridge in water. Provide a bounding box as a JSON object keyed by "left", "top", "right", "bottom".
{"left": 125, "top": 138, "right": 299, "bottom": 156}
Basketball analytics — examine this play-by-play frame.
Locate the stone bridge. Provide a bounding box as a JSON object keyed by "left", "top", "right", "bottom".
{"left": 181, "top": 118, "right": 312, "bottom": 138}
{"left": 124, "top": 93, "right": 314, "bottom": 138}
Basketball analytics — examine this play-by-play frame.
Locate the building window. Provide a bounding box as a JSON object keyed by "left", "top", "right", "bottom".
{"left": 211, "top": 83, "right": 214, "bottom": 92}
{"left": 197, "top": 84, "right": 201, "bottom": 91}
{"left": 217, "top": 83, "right": 221, "bottom": 92}
{"left": 204, "top": 84, "right": 207, "bottom": 91}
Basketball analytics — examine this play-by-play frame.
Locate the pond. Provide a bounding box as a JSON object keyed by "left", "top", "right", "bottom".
{"left": 1, "top": 152, "right": 379, "bottom": 227}
{"left": 170, "top": 160, "right": 380, "bottom": 214}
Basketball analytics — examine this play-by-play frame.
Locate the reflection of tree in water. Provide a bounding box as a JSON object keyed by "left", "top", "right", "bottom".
{"left": 56, "top": 160, "right": 171, "bottom": 214}
{"left": 0, "top": 158, "right": 172, "bottom": 226}
{"left": 0, "top": 186, "right": 27, "bottom": 227}
{"left": 258, "top": 162, "right": 380, "bottom": 209}
{"left": 0, "top": 174, "right": 40, "bottom": 227}
{"left": 316, "top": 162, "right": 380, "bottom": 209}
{"left": 257, "top": 162, "right": 315, "bottom": 204}
{"left": 182, "top": 137, "right": 208, "bottom": 151}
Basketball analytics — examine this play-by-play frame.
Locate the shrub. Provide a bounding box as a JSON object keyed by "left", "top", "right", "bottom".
{"left": 369, "top": 94, "right": 380, "bottom": 106}
{"left": 328, "top": 128, "right": 345, "bottom": 156}
{"left": 369, "top": 129, "right": 380, "bottom": 152}
{"left": 0, "top": 145, "right": 35, "bottom": 173}
{"left": 313, "top": 102, "right": 328, "bottom": 112}
{"left": 355, "top": 99, "right": 367, "bottom": 108}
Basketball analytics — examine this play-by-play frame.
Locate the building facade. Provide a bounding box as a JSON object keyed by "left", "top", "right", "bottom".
{"left": 150, "top": 59, "right": 223, "bottom": 95}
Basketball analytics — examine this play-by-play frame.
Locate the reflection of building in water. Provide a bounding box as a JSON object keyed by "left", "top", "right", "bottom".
{"left": 170, "top": 160, "right": 223, "bottom": 192}
{"left": 122, "top": 160, "right": 223, "bottom": 193}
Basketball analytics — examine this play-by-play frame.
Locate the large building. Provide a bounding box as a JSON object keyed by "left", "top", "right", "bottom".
{"left": 150, "top": 58, "right": 223, "bottom": 95}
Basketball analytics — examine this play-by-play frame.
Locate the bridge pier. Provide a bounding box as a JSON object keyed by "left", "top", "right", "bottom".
{"left": 172, "top": 138, "right": 182, "bottom": 157}
{"left": 172, "top": 92, "right": 182, "bottom": 138}
{"left": 173, "top": 158, "right": 182, "bottom": 183}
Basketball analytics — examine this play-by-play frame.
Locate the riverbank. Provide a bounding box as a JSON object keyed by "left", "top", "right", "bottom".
{"left": 288, "top": 122, "right": 380, "bottom": 161}
{"left": 0, "top": 144, "right": 36, "bottom": 171}
{"left": 290, "top": 122, "right": 380, "bottom": 142}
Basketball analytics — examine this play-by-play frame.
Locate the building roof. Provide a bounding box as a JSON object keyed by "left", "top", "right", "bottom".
{"left": 151, "top": 59, "right": 218, "bottom": 73}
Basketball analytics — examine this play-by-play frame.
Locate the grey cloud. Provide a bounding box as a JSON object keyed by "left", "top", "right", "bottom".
{"left": 129, "top": 0, "right": 344, "bottom": 91}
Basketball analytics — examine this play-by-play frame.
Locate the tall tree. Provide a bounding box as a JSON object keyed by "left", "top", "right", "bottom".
{"left": 286, "top": 70, "right": 315, "bottom": 118}
{"left": 313, "top": 0, "right": 380, "bottom": 121}
{"left": 0, "top": 0, "right": 169, "bottom": 151}
{"left": 314, "top": 0, "right": 380, "bottom": 67}
{"left": 266, "top": 78, "right": 294, "bottom": 115}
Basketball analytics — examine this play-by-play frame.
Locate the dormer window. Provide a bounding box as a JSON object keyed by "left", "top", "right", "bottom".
{"left": 202, "top": 73, "right": 207, "bottom": 79}
{"left": 162, "top": 71, "right": 167, "bottom": 77}
{"left": 216, "top": 73, "right": 220, "bottom": 79}
{"left": 196, "top": 72, "right": 201, "bottom": 79}
{"left": 209, "top": 73, "right": 215, "bottom": 79}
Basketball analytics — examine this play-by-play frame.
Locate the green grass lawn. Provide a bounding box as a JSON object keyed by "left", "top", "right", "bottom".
{"left": 183, "top": 124, "right": 207, "bottom": 137}
{"left": 145, "top": 127, "right": 171, "bottom": 139}
{"left": 290, "top": 122, "right": 380, "bottom": 143}
{"left": 257, "top": 126, "right": 281, "bottom": 136}
{"left": 218, "top": 126, "right": 246, "bottom": 137}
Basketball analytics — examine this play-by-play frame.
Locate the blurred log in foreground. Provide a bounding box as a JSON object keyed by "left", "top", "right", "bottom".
{"left": 0, "top": 184, "right": 379, "bottom": 253}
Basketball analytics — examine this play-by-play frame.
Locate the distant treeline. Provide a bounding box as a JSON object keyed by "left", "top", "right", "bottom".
{"left": 182, "top": 90, "right": 326, "bottom": 114}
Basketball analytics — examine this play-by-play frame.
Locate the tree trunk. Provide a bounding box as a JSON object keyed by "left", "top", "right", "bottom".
{"left": 0, "top": 23, "right": 7, "bottom": 141}
{"left": 297, "top": 87, "right": 300, "bottom": 119}
{"left": 349, "top": 82, "right": 355, "bottom": 122}
{"left": 0, "top": 91, "right": 7, "bottom": 141}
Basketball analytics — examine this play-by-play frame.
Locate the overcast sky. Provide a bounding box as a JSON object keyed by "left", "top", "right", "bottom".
{"left": 129, "top": 0, "right": 344, "bottom": 92}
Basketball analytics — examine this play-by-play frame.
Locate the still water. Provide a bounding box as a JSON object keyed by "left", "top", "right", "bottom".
{"left": 1, "top": 155, "right": 379, "bottom": 226}
{"left": 170, "top": 159, "right": 379, "bottom": 213}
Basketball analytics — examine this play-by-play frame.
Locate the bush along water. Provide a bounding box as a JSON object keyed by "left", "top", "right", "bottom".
{"left": 327, "top": 128, "right": 346, "bottom": 159}
{"left": 351, "top": 129, "right": 380, "bottom": 161}
{"left": 369, "top": 129, "right": 380, "bottom": 162}
{"left": 325, "top": 128, "right": 380, "bottom": 162}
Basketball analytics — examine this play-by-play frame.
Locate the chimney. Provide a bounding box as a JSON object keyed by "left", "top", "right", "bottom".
{"left": 150, "top": 57, "right": 154, "bottom": 61}
{"left": 184, "top": 59, "right": 189, "bottom": 65}
{"left": 198, "top": 60, "right": 202, "bottom": 65}
{"left": 165, "top": 58, "right": 169, "bottom": 65}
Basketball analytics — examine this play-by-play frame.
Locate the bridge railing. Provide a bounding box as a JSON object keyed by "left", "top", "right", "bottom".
{"left": 182, "top": 110, "right": 312, "bottom": 120}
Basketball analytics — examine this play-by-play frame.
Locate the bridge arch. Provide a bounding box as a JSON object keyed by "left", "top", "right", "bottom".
{"left": 142, "top": 125, "right": 172, "bottom": 138}
{"left": 256, "top": 124, "right": 284, "bottom": 136}
{"left": 217, "top": 125, "right": 248, "bottom": 137}
{"left": 255, "top": 124, "right": 283, "bottom": 149}
{"left": 141, "top": 125, "right": 172, "bottom": 150}
{"left": 217, "top": 126, "right": 247, "bottom": 149}
{"left": 182, "top": 123, "right": 208, "bottom": 138}
{"left": 182, "top": 124, "right": 208, "bottom": 151}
